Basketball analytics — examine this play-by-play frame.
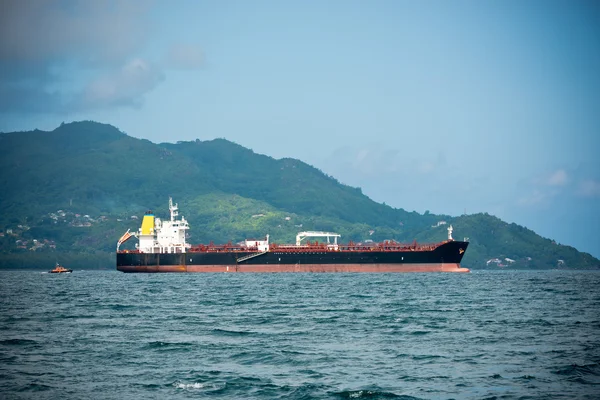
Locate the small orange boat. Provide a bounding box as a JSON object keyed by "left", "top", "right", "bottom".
{"left": 49, "top": 263, "right": 72, "bottom": 273}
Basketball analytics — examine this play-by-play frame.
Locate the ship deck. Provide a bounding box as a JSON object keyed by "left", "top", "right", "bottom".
{"left": 117, "top": 241, "right": 447, "bottom": 254}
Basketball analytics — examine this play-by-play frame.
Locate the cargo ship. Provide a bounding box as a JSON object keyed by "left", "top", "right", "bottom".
{"left": 116, "top": 198, "right": 469, "bottom": 273}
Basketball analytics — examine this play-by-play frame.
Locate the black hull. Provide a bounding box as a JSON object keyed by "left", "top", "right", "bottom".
{"left": 117, "top": 241, "right": 469, "bottom": 273}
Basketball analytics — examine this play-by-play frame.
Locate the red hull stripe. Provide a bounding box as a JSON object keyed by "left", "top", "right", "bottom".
{"left": 117, "top": 263, "right": 470, "bottom": 273}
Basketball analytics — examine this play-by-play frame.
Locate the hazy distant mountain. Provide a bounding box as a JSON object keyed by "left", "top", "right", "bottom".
{"left": 0, "top": 121, "right": 597, "bottom": 270}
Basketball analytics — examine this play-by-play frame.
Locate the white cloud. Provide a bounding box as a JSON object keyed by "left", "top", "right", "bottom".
{"left": 417, "top": 161, "right": 435, "bottom": 174}
{"left": 0, "top": 0, "right": 156, "bottom": 114}
{"left": 517, "top": 189, "right": 548, "bottom": 206}
{"left": 0, "top": 1, "right": 205, "bottom": 114}
{"left": 164, "top": 44, "right": 205, "bottom": 70}
{"left": 0, "top": 0, "right": 151, "bottom": 65}
{"left": 547, "top": 169, "right": 568, "bottom": 186}
{"left": 577, "top": 179, "right": 600, "bottom": 198}
{"left": 517, "top": 167, "right": 600, "bottom": 207}
{"left": 79, "top": 59, "right": 164, "bottom": 109}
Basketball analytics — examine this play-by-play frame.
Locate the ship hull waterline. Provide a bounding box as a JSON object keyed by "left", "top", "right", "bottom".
{"left": 117, "top": 263, "right": 469, "bottom": 273}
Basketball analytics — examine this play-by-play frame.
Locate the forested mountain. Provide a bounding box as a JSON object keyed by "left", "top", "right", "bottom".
{"left": 0, "top": 121, "right": 597, "bottom": 270}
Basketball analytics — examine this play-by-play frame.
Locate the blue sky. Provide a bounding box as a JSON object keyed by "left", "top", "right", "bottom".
{"left": 1, "top": 0, "right": 599, "bottom": 257}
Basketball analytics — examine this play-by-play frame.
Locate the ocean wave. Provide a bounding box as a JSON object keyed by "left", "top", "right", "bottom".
{"left": 173, "top": 381, "right": 205, "bottom": 389}
{"left": 411, "top": 354, "right": 445, "bottom": 361}
{"left": 333, "top": 389, "right": 421, "bottom": 399}
{"left": 553, "top": 362, "right": 600, "bottom": 376}
{"left": 145, "top": 341, "right": 196, "bottom": 349}
{"left": 211, "top": 328, "right": 255, "bottom": 336}
{"left": 409, "top": 330, "right": 431, "bottom": 335}
{"left": 17, "top": 382, "right": 54, "bottom": 392}
{"left": 553, "top": 362, "right": 600, "bottom": 384}
{"left": 0, "top": 338, "right": 38, "bottom": 346}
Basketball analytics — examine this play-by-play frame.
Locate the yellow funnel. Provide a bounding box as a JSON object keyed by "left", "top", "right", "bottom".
{"left": 141, "top": 213, "right": 155, "bottom": 235}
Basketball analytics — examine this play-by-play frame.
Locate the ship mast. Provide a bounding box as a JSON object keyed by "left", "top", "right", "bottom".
{"left": 169, "top": 197, "right": 178, "bottom": 221}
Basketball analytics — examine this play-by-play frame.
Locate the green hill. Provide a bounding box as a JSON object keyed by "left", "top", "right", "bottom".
{"left": 0, "top": 121, "right": 597, "bottom": 270}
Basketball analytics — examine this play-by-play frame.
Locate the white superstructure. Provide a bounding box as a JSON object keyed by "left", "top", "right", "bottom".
{"left": 244, "top": 234, "right": 270, "bottom": 252}
{"left": 118, "top": 198, "right": 190, "bottom": 253}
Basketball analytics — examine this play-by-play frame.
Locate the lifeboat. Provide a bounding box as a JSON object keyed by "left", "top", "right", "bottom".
{"left": 49, "top": 263, "right": 72, "bottom": 273}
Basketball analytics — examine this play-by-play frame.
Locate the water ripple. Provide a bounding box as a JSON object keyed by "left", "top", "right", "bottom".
{"left": 0, "top": 270, "right": 599, "bottom": 399}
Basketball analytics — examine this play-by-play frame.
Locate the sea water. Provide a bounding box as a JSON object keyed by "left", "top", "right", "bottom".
{"left": 0, "top": 270, "right": 599, "bottom": 399}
